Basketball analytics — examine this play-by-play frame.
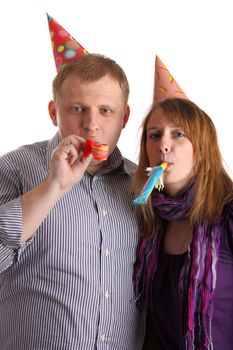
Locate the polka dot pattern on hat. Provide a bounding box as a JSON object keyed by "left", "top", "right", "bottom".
{"left": 47, "top": 14, "right": 88, "bottom": 72}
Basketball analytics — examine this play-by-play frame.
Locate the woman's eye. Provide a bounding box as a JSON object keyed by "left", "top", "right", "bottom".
{"left": 148, "top": 132, "right": 160, "bottom": 139}
{"left": 176, "top": 131, "right": 186, "bottom": 137}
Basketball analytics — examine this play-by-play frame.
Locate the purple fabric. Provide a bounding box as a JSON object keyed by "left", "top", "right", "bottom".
{"left": 212, "top": 202, "right": 233, "bottom": 349}
{"left": 150, "top": 249, "right": 188, "bottom": 350}
{"left": 152, "top": 186, "right": 194, "bottom": 220}
{"left": 133, "top": 187, "right": 232, "bottom": 349}
{"left": 148, "top": 215, "right": 233, "bottom": 350}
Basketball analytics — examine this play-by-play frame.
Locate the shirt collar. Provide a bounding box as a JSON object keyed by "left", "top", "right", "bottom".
{"left": 101, "top": 147, "right": 135, "bottom": 176}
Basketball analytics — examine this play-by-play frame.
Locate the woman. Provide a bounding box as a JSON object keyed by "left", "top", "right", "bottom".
{"left": 133, "top": 98, "right": 233, "bottom": 349}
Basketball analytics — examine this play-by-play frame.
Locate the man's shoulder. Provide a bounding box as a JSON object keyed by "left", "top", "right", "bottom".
{"left": 19, "top": 139, "right": 49, "bottom": 152}
{"left": 122, "top": 157, "right": 138, "bottom": 176}
{"left": 0, "top": 139, "right": 49, "bottom": 165}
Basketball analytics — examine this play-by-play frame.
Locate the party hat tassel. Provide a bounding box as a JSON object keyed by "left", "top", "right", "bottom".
{"left": 133, "top": 163, "right": 167, "bottom": 205}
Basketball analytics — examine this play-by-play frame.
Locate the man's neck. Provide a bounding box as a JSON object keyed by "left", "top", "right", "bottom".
{"left": 87, "top": 160, "right": 108, "bottom": 175}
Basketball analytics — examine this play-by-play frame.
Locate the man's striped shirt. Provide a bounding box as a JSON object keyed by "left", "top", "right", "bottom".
{"left": 0, "top": 133, "right": 145, "bottom": 349}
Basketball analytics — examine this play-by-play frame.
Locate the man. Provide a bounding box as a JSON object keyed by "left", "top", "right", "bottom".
{"left": 0, "top": 16, "right": 145, "bottom": 350}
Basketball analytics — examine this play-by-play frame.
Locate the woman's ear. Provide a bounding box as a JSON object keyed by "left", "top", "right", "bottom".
{"left": 48, "top": 100, "right": 58, "bottom": 126}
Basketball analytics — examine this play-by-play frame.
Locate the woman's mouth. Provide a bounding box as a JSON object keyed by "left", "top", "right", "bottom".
{"left": 163, "top": 162, "right": 173, "bottom": 171}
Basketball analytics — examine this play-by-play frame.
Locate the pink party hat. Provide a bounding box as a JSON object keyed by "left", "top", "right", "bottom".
{"left": 47, "top": 14, "right": 89, "bottom": 72}
{"left": 154, "top": 55, "right": 188, "bottom": 103}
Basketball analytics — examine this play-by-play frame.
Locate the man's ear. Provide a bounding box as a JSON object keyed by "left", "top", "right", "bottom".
{"left": 48, "top": 100, "right": 58, "bottom": 126}
{"left": 123, "top": 105, "right": 130, "bottom": 128}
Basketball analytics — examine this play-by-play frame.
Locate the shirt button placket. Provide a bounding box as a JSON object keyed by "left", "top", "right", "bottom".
{"left": 100, "top": 334, "right": 106, "bottom": 342}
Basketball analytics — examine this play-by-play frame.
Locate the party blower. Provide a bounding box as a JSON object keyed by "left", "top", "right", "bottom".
{"left": 133, "top": 162, "right": 168, "bottom": 205}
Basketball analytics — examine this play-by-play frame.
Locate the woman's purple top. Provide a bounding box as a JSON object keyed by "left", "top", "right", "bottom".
{"left": 150, "top": 202, "right": 233, "bottom": 349}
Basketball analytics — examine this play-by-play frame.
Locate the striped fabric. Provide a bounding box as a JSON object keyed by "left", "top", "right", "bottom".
{"left": 0, "top": 133, "right": 145, "bottom": 350}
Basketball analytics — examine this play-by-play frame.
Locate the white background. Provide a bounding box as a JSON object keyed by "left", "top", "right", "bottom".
{"left": 0, "top": 0, "right": 232, "bottom": 175}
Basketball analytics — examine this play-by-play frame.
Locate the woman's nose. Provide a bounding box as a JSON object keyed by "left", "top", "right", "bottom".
{"left": 160, "top": 136, "right": 171, "bottom": 153}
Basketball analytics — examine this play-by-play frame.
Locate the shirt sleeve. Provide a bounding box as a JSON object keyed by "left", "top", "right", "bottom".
{"left": 0, "top": 158, "right": 24, "bottom": 272}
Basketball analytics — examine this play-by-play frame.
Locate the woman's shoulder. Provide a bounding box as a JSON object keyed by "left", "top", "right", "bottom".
{"left": 222, "top": 199, "right": 233, "bottom": 220}
{"left": 221, "top": 200, "right": 233, "bottom": 254}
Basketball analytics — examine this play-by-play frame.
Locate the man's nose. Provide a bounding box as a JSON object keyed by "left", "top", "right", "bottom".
{"left": 83, "top": 110, "right": 99, "bottom": 131}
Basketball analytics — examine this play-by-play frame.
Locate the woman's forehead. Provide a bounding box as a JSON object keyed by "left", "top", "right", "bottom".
{"left": 148, "top": 109, "right": 181, "bottom": 127}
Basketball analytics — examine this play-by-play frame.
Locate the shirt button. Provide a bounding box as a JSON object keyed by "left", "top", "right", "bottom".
{"left": 100, "top": 334, "right": 106, "bottom": 342}
{"left": 105, "top": 291, "right": 110, "bottom": 299}
{"left": 103, "top": 209, "right": 107, "bottom": 217}
{"left": 105, "top": 249, "right": 110, "bottom": 256}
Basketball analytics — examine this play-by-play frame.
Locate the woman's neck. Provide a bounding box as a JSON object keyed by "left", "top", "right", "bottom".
{"left": 164, "top": 219, "right": 193, "bottom": 255}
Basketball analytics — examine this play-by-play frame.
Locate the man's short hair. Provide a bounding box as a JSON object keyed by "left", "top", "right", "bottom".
{"left": 52, "top": 53, "right": 129, "bottom": 105}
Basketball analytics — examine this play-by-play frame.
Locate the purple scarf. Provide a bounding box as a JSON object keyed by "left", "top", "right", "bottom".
{"left": 133, "top": 187, "right": 221, "bottom": 349}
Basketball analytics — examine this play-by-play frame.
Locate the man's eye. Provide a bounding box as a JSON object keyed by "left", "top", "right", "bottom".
{"left": 102, "top": 107, "right": 111, "bottom": 114}
{"left": 72, "top": 106, "right": 83, "bottom": 112}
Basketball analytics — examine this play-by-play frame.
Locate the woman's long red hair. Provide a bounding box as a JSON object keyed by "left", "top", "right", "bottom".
{"left": 133, "top": 98, "right": 233, "bottom": 237}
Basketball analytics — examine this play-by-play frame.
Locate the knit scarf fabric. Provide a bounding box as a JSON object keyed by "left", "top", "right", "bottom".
{"left": 133, "top": 187, "right": 221, "bottom": 349}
